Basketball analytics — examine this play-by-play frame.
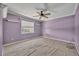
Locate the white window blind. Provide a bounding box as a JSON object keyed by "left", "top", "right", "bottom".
{"left": 21, "top": 20, "right": 34, "bottom": 34}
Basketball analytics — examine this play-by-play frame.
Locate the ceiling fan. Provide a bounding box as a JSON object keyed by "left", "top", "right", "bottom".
{"left": 33, "top": 8, "right": 51, "bottom": 19}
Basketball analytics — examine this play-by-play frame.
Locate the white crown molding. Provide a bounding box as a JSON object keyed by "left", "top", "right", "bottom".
{"left": 73, "top": 3, "right": 79, "bottom": 15}
{"left": 3, "top": 3, "right": 79, "bottom": 22}
{"left": 7, "top": 9, "right": 43, "bottom": 22}
{"left": 47, "top": 4, "right": 79, "bottom": 21}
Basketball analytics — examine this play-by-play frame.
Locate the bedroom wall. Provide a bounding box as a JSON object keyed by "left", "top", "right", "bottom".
{"left": 3, "top": 13, "right": 42, "bottom": 44}
{"left": 74, "top": 5, "right": 79, "bottom": 54}
{"left": 43, "top": 15, "right": 75, "bottom": 43}
{"left": 0, "top": 16, "right": 3, "bottom": 56}
{"left": 0, "top": 7, "right": 3, "bottom": 56}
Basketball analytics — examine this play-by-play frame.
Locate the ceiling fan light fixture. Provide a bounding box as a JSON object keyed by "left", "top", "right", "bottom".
{"left": 33, "top": 8, "right": 51, "bottom": 19}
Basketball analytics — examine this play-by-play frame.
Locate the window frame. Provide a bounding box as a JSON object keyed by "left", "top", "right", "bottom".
{"left": 21, "top": 19, "right": 34, "bottom": 34}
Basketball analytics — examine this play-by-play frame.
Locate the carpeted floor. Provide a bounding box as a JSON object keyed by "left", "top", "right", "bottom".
{"left": 3, "top": 37, "right": 78, "bottom": 56}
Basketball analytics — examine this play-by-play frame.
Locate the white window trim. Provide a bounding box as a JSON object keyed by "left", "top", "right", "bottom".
{"left": 21, "top": 20, "right": 34, "bottom": 34}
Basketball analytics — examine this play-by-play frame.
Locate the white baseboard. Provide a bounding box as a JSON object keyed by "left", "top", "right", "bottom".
{"left": 3, "top": 36, "right": 43, "bottom": 46}
{"left": 3, "top": 39, "right": 30, "bottom": 46}
{"left": 43, "top": 35, "right": 75, "bottom": 44}
{"left": 43, "top": 35, "right": 79, "bottom": 55}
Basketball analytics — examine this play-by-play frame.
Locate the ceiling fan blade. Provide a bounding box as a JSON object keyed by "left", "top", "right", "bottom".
{"left": 36, "top": 12, "right": 40, "bottom": 15}
{"left": 43, "top": 15, "right": 48, "bottom": 18}
{"left": 33, "top": 15, "right": 39, "bottom": 17}
{"left": 45, "top": 13, "right": 51, "bottom": 15}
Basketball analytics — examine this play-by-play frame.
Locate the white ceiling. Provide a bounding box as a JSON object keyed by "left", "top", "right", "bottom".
{"left": 4, "top": 3, "right": 78, "bottom": 21}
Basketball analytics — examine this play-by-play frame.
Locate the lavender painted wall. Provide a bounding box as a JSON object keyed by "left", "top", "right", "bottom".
{"left": 0, "top": 9, "right": 3, "bottom": 56}
{"left": 0, "top": 16, "right": 2, "bottom": 56}
{"left": 74, "top": 5, "right": 79, "bottom": 54}
{"left": 3, "top": 13, "right": 42, "bottom": 44}
{"left": 43, "top": 15, "right": 75, "bottom": 42}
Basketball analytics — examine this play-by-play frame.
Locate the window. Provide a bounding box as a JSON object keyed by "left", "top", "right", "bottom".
{"left": 21, "top": 20, "right": 34, "bottom": 34}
